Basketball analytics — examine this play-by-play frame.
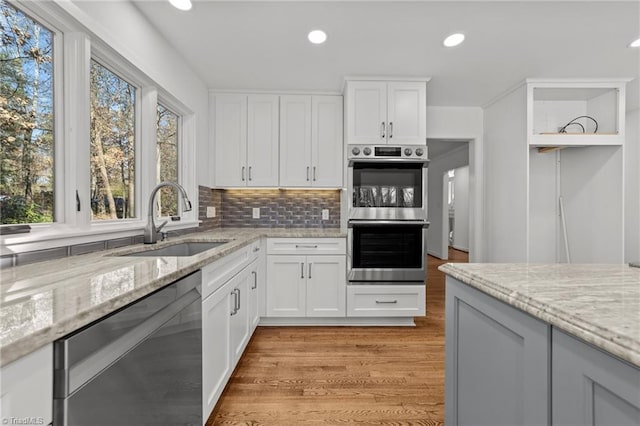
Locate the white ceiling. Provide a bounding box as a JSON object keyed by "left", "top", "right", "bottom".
{"left": 131, "top": 0, "right": 640, "bottom": 108}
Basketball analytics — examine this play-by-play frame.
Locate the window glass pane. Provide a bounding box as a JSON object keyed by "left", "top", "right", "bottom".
{"left": 90, "top": 60, "right": 135, "bottom": 220}
{"left": 0, "top": 3, "right": 54, "bottom": 224}
{"left": 156, "top": 104, "right": 178, "bottom": 217}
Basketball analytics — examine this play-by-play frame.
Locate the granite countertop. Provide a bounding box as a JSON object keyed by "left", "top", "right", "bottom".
{"left": 0, "top": 228, "right": 345, "bottom": 367}
{"left": 439, "top": 263, "right": 640, "bottom": 367}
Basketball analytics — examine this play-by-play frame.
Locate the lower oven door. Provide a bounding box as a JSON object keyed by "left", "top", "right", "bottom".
{"left": 348, "top": 220, "right": 427, "bottom": 283}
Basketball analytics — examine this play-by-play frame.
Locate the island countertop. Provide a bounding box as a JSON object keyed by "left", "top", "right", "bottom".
{"left": 0, "top": 228, "right": 345, "bottom": 367}
{"left": 438, "top": 263, "right": 640, "bottom": 368}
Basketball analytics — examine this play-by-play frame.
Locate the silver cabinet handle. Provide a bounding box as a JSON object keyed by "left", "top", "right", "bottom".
{"left": 248, "top": 166, "right": 252, "bottom": 181}
{"left": 313, "top": 166, "right": 316, "bottom": 181}
{"left": 306, "top": 166, "right": 310, "bottom": 181}
{"left": 236, "top": 288, "right": 241, "bottom": 311}
{"left": 251, "top": 271, "right": 257, "bottom": 290}
{"left": 375, "top": 300, "right": 398, "bottom": 304}
{"left": 381, "top": 122, "right": 386, "bottom": 139}
{"left": 308, "top": 263, "right": 312, "bottom": 279}
{"left": 295, "top": 244, "right": 318, "bottom": 249}
{"left": 230, "top": 289, "right": 238, "bottom": 315}
{"left": 389, "top": 122, "right": 393, "bottom": 139}
{"left": 300, "top": 262, "right": 305, "bottom": 279}
{"left": 241, "top": 166, "right": 245, "bottom": 182}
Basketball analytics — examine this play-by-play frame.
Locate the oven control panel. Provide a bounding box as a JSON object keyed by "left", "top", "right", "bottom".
{"left": 348, "top": 145, "right": 428, "bottom": 160}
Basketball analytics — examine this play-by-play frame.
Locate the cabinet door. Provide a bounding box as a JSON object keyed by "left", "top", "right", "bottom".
{"left": 247, "top": 95, "right": 279, "bottom": 186}
{"left": 445, "top": 277, "right": 550, "bottom": 426}
{"left": 312, "top": 95, "right": 343, "bottom": 187}
{"left": 279, "top": 95, "right": 312, "bottom": 187}
{"left": 0, "top": 344, "right": 52, "bottom": 426}
{"left": 346, "top": 81, "right": 387, "bottom": 144}
{"left": 229, "top": 269, "right": 251, "bottom": 366}
{"left": 202, "top": 286, "right": 232, "bottom": 421}
{"left": 248, "top": 263, "right": 260, "bottom": 331}
{"left": 387, "top": 82, "right": 426, "bottom": 145}
{"left": 214, "top": 94, "right": 247, "bottom": 186}
{"left": 552, "top": 328, "right": 640, "bottom": 425}
{"left": 305, "top": 255, "right": 346, "bottom": 317}
{"left": 266, "top": 255, "right": 306, "bottom": 317}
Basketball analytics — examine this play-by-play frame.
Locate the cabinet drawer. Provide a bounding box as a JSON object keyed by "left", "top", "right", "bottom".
{"left": 267, "top": 238, "right": 345, "bottom": 255}
{"left": 347, "top": 285, "right": 425, "bottom": 317}
{"left": 202, "top": 242, "right": 260, "bottom": 300}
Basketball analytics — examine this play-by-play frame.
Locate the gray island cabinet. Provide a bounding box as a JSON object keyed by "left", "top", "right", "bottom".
{"left": 441, "top": 264, "right": 640, "bottom": 426}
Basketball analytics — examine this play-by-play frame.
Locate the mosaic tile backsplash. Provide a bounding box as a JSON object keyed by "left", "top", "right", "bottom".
{"left": 198, "top": 185, "right": 222, "bottom": 230}
{"left": 218, "top": 189, "right": 340, "bottom": 228}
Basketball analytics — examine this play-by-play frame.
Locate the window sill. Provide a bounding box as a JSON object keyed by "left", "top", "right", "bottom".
{"left": 1, "top": 220, "right": 201, "bottom": 255}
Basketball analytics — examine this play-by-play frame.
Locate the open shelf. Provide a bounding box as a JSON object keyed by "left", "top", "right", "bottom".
{"left": 527, "top": 79, "right": 628, "bottom": 147}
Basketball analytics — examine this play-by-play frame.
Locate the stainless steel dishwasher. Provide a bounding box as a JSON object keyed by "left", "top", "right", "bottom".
{"left": 53, "top": 271, "right": 202, "bottom": 426}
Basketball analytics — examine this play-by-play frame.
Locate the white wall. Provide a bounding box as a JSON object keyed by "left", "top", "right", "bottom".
{"left": 427, "top": 145, "right": 469, "bottom": 259}
{"left": 453, "top": 165, "right": 470, "bottom": 252}
{"left": 427, "top": 106, "right": 483, "bottom": 261}
{"left": 626, "top": 109, "right": 640, "bottom": 262}
{"left": 60, "top": 1, "right": 211, "bottom": 187}
{"left": 483, "top": 86, "right": 529, "bottom": 262}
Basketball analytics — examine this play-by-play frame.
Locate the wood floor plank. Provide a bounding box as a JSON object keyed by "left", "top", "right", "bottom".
{"left": 206, "top": 249, "right": 467, "bottom": 425}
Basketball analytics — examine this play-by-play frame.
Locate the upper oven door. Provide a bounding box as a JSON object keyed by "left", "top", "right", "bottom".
{"left": 348, "top": 221, "right": 427, "bottom": 282}
{"left": 348, "top": 160, "right": 427, "bottom": 218}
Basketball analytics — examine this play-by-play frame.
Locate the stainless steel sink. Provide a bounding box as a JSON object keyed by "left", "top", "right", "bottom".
{"left": 122, "top": 241, "right": 228, "bottom": 257}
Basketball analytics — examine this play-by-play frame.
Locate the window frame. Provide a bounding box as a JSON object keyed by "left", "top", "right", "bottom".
{"left": 155, "top": 101, "right": 182, "bottom": 219}
{"left": 1, "top": 0, "right": 198, "bottom": 252}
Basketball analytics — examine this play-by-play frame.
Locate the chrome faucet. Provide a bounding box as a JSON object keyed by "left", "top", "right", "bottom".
{"left": 144, "top": 182, "right": 192, "bottom": 244}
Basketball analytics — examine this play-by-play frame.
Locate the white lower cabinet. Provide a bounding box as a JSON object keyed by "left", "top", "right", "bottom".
{"left": 202, "top": 241, "right": 263, "bottom": 423}
{"left": 265, "top": 238, "right": 346, "bottom": 318}
{"left": 201, "top": 282, "right": 232, "bottom": 421}
{"left": 266, "top": 255, "right": 346, "bottom": 317}
{"left": 0, "top": 344, "right": 52, "bottom": 426}
{"left": 347, "top": 285, "right": 426, "bottom": 317}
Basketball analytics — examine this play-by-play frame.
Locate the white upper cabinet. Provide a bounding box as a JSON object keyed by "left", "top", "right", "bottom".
{"left": 279, "top": 95, "right": 313, "bottom": 186}
{"left": 214, "top": 94, "right": 247, "bottom": 187}
{"left": 280, "top": 95, "right": 343, "bottom": 187}
{"left": 247, "top": 95, "right": 280, "bottom": 186}
{"left": 312, "top": 96, "right": 343, "bottom": 187}
{"left": 214, "top": 94, "right": 279, "bottom": 187}
{"left": 345, "top": 79, "right": 428, "bottom": 145}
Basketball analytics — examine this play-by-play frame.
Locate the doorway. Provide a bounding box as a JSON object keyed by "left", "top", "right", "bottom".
{"left": 426, "top": 139, "right": 470, "bottom": 260}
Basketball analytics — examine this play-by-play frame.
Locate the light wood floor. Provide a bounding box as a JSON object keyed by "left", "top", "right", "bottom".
{"left": 207, "top": 248, "right": 468, "bottom": 425}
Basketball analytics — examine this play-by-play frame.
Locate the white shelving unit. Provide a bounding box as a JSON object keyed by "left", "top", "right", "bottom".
{"left": 527, "top": 79, "right": 628, "bottom": 147}
{"left": 484, "top": 78, "right": 628, "bottom": 263}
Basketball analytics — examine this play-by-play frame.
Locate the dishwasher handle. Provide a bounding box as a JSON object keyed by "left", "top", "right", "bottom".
{"left": 56, "top": 283, "right": 201, "bottom": 398}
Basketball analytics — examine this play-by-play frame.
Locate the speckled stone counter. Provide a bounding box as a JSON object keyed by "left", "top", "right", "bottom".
{"left": 0, "top": 228, "right": 345, "bottom": 366}
{"left": 439, "top": 263, "right": 640, "bottom": 367}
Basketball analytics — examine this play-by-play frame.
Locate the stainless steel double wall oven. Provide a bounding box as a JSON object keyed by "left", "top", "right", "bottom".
{"left": 347, "top": 145, "right": 429, "bottom": 285}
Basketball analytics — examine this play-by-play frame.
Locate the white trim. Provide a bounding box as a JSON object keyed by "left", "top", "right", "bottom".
{"left": 258, "top": 317, "right": 417, "bottom": 327}
{"left": 210, "top": 89, "right": 342, "bottom": 96}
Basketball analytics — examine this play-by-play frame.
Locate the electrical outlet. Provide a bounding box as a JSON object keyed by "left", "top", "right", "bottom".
{"left": 322, "top": 209, "right": 329, "bottom": 220}
{"left": 252, "top": 207, "right": 260, "bottom": 219}
{"left": 206, "top": 206, "right": 216, "bottom": 218}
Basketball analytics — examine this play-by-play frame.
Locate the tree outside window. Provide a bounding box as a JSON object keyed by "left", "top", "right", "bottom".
{"left": 0, "top": 3, "right": 54, "bottom": 224}
{"left": 156, "top": 104, "right": 178, "bottom": 217}
{"left": 90, "top": 60, "right": 136, "bottom": 220}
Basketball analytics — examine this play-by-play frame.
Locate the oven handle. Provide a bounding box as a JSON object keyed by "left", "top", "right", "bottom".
{"left": 348, "top": 220, "right": 430, "bottom": 227}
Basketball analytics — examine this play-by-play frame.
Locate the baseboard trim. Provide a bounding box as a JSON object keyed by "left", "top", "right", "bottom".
{"left": 258, "top": 317, "right": 417, "bottom": 327}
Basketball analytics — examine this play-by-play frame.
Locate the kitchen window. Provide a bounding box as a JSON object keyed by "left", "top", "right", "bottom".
{"left": 156, "top": 103, "right": 179, "bottom": 217}
{"left": 1, "top": 1, "right": 196, "bottom": 250}
{"left": 90, "top": 60, "right": 137, "bottom": 221}
{"left": 0, "top": 2, "right": 56, "bottom": 225}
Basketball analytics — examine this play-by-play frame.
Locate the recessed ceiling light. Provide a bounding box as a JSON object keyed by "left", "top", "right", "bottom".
{"left": 169, "top": 0, "right": 192, "bottom": 11}
{"left": 443, "top": 33, "right": 465, "bottom": 48}
{"left": 308, "top": 30, "right": 327, "bottom": 45}
{"left": 630, "top": 38, "right": 640, "bottom": 48}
